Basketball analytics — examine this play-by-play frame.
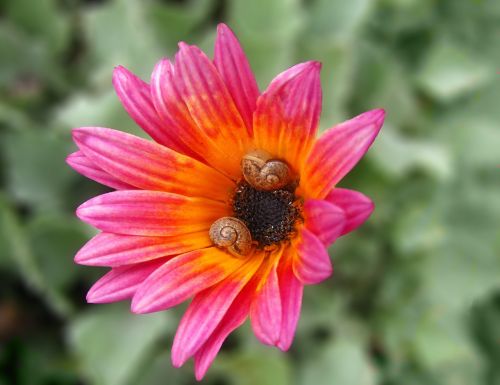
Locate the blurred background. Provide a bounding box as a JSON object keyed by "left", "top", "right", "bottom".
{"left": 1, "top": 0, "right": 499, "bottom": 384}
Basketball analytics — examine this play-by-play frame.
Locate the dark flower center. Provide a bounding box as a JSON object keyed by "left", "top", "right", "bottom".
{"left": 232, "top": 182, "right": 301, "bottom": 247}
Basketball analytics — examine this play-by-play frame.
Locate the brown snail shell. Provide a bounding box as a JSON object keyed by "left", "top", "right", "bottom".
{"left": 209, "top": 217, "right": 253, "bottom": 257}
{"left": 241, "top": 150, "right": 291, "bottom": 191}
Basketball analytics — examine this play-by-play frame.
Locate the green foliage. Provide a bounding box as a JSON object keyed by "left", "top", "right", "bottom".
{"left": 68, "top": 306, "right": 169, "bottom": 385}
{"left": 1, "top": 0, "right": 499, "bottom": 384}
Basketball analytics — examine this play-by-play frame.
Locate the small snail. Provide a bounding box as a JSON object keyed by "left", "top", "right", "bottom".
{"left": 241, "top": 150, "right": 291, "bottom": 191}
{"left": 209, "top": 217, "right": 253, "bottom": 257}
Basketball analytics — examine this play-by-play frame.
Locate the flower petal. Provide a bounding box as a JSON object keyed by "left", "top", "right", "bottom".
{"left": 303, "top": 199, "right": 346, "bottom": 246}
{"left": 293, "top": 228, "right": 333, "bottom": 284}
{"left": 72, "top": 127, "right": 234, "bottom": 201}
{"left": 131, "top": 247, "right": 246, "bottom": 314}
{"left": 150, "top": 58, "right": 208, "bottom": 163}
{"left": 326, "top": 188, "right": 375, "bottom": 235}
{"left": 112, "top": 66, "right": 197, "bottom": 157}
{"left": 66, "top": 151, "right": 133, "bottom": 190}
{"left": 174, "top": 43, "right": 251, "bottom": 179}
{"left": 214, "top": 23, "right": 259, "bottom": 134}
{"left": 250, "top": 255, "right": 283, "bottom": 346}
{"left": 193, "top": 273, "right": 261, "bottom": 380}
{"left": 86, "top": 259, "right": 165, "bottom": 303}
{"left": 171, "top": 252, "right": 263, "bottom": 368}
{"left": 277, "top": 254, "right": 303, "bottom": 351}
{"left": 76, "top": 190, "right": 229, "bottom": 236}
{"left": 74, "top": 231, "right": 211, "bottom": 267}
{"left": 302, "top": 109, "right": 385, "bottom": 199}
{"left": 265, "top": 62, "right": 316, "bottom": 92}
{"left": 253, "top": 61, "right": 321, "bottom": 171}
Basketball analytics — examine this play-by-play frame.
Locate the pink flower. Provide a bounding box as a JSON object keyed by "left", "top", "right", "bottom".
{"left": 67, "top": 23, "right": 384, "bottom": 380}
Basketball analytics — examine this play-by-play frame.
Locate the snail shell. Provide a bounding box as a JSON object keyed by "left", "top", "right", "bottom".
{"left": 241, "top": 150, "right": 291, "bottom": 191}
{"left": 209, "top": 217, "right": 253, "bottom": 257}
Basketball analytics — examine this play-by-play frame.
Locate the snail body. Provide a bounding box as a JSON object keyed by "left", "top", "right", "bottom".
{"left": 209, "top": 217, "right": 253, "bottom": 257}
{"left": 242, "top": 150, "right": 291, "bottom": 191}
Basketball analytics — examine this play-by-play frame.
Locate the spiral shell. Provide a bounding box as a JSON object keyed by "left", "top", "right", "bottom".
{"left": 241, "top": 150, "right": 291, "bottom": 191}
{"left": 209, "top": 217, "right": 253, "bottom": 257}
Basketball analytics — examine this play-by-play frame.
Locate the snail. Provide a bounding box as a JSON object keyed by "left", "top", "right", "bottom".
{"left": 209, "top": 217, "right": 253, "bottom": 257}
{"left": 241, "top": 150, "right": 291, "bottom": 191}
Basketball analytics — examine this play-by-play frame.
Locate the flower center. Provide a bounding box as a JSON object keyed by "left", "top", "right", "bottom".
{"left": 232, "top": 182, "right": 301, "bottom": 248}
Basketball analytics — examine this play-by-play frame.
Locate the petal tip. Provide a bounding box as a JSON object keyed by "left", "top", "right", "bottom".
{"left": 371, "top": 108, "right": 386, "bottom": 125}
{"left": 177, "top": 41, "right": 189, "bottom": 50}
{"left": 216, "top": 22, "right": 231, "bottom": 34}
{"left": 277, "top": 340, "right": 292, "bottom": 352}
{"left": 73, "top": 247, "right": 97, "bottom": 266}
{"left": 130, "top": 292, "right": 156, "bottom": 314}
{"left": 310, "top": 60, "right": 322, "bottom": 70}
{"left": 75, "top": 197, "right": 96, "bottom": 222}
{"left": 130, "top": 298, "right": 145, "bottom": 314}
{"left": 112, "top": 65, "right": 131, "bottom": 82}
{"left": 71, "top": 127, "right": 85, "bottom": 141}
{"left": 65, "top": 152, "right": 78, "bottom": 166}
{"left": 75, "top": 205, "right": 86, "bottom": 221}
{"left": 72, "top": 127, "right": 99, "bottom": 145}
{"left": 194, "top": 368, "right": 206, "bottom": 382}
{"left": 171, "top": 352, "right": 188, "bottom": 369}
{"left": 86, "top": 289, "right": 101, "bottom": 304}
{"left": 73, "top": 251, "right": 85, "bottom": 264}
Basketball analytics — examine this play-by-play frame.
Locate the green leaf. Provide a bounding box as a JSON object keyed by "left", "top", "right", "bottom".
{"left": 2, "top": 130, "right": 75, "bottom": 211}
{"left": 4, "top": 0, "right": 70, "bottom": 54}
{"left": 0, "top": 23, "right": 49, "bottom": 89}
{"left": 213, "top": 347, "right": 293, "bottom": 385}
{"left": 300, "top": 335, "right": 376, "bottom": 385}
{"left": 438, "top": 85, "right": 500, "bottom": 168}
{"left": 68, "top": 305, "right": 169, "bottom": 385}
{"left": 228, "top": 0, "right": 303, "bottom": 86}
{"left": 305, "top": 0, "right": 373, "bottom": 42}
{"left": 0, "top": 194, "right": 71, "bottom": 316}
{"left": 55, "top": 89, "right": 144, "bottom": 138}
{"left": 26, "top": 214, "right": 88, "bottom": 293}
{"left": 392, "top": 198, "right": 446, "bottom": 256}
{"left": 229, "top": 0, "right": 302, "bottom": 40}
{"left": 412, "top": 310, "right": 480, "bottom": 372}
{"left": 422, "top": 179, "right": 500, "bottom": 311}
{"left": 350, "top": 47, "right": 420, "bottom": 128}
{"left": 148, "top": 0, "right": 216, "bottom": 49}
{"left": 82, "top": 0, "right": 162, "bottom": 82}
{"left": 136, "top": 351, "right": 190, "bottom": 385}
{"left": 371, "top": 127, "right": 452, "bottom": 180}
{"left": 417, "top": 39, "right": 492, "bottom": 101}
{"left": 472, "top": 296, "right": 500, "bottom": 371}
{"left": 0, "top": 102, "right": 35, "bottom": 131}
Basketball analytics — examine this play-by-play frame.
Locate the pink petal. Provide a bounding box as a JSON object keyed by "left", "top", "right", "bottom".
{"left": 253, "top": 61, "right": 322, "bottom": 171}
{"left": 112, "top": 66, "right": 197, "bottom": 157}
{"left": 250, "top": 260, "right": 282, "bottom": 346}
{"left": 72, "top": 127, "right": 234, "bottom": 201}
{"left": 66, "top": 151, "right": 133, "bottom": 190}
{"left": 265, "top": 61, "right": 317, "bottom": 93}
{"left": 149, "top": 59, "right": 206, "bottom": 162}
{"left": 86, "top": 259, "right": 165, "bottom": 303}
{"left": 326, "top": 188, "right": 375, "bottom": 235}
{"left": 303, "top": 109, "right": 385, "bottom": 199}
{"left": 76, "top": 190, "right": 228, "bottom": 236}
{"left": 303, "top": 199, "right": 346, "bottom": 246}
{"left": 174, "top": 43, "right": 250, "bottom": 179}
{"left": 171, "top": 254, "right": 263, "bottom": 368}
{"left": 293, "top": 228, "right": 333, "bottom": 284}
{"left": 131, "top": 247, "right": 246, "bottom": 314}
{"left": 214, "top": 24, "right": 259, "bottom": 134}
{"left": 193, "top": 276, "right": 260, "bottom": 380}
{"left": 277, "top": 255, "right": 303, "bottom": 351}
{"left": 74, "top": 231, "right": 211, "bottom": 267}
